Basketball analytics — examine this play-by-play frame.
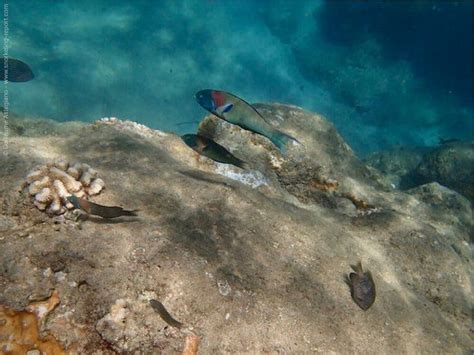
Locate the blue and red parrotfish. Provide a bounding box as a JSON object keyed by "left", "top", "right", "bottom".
{"left": 181, "top": 133, "right": 249, "bottom": 169}
{"left": 67, "top": 195, "right": 138, "bottom": 218}
{"left": 195, "top": 89, "right": 300, "bottom": 153}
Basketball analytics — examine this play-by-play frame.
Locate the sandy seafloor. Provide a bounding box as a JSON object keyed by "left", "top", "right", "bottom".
{"left": 0, "top": 104, "right": 472, "bottom": 353}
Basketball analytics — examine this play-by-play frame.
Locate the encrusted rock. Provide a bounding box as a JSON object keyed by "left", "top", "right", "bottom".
{"left": 97, "top": 117, "right": 168, "bottom": 138}
{"left": 415, "top": 142, "right": 474, "bottom": 202}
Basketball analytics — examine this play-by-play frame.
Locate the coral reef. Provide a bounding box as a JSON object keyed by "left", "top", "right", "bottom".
{"left": 0, "top": 292, "right": 64, "bottom": 354}
{"left": 24, "top": 160, "right": 105, "bottom": 215}
{"left": 0, "top": 107, "right": 472, "bottom": 353}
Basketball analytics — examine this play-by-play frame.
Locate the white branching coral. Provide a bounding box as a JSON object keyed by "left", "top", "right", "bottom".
{"left": 25, "top": 160, "right": 105, "bottom": 215}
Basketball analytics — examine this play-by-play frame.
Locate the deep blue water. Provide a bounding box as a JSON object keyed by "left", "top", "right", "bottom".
{"left": 6, "top": 0, "right": 473, "bottom": 155}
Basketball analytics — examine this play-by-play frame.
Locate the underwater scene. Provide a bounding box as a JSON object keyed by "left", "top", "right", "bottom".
{"left": 0, "top": 0, "right": 472, "bottom": 353}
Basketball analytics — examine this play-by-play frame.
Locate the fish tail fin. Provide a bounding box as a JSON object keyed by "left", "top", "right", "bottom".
{"left": 123, "top": 209, "right": 139, "bottom": 217}
{"left": 350, "top": 261, "right": 363, "bottom": 273}
{"left": 237, "top": 160, "right": 251, "bottom": 170}
{"left": 343, "top": 273, "right": 352, "bottom": 288}
{"left": 270, "top": 131, "right": 300, "bottom": 154}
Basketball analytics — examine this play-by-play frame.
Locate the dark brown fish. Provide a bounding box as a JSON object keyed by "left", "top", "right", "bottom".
{"left": 67, "top": 195, "right": 138, "bottom": 218}
{"left": 346, "top": 262, "right": 376, "bottom": 310}
{"left": 181, "top": 133, "right": 249, "bottom": 169}
{"left": 438, "top": 137, "right": 461, "bottom": 145}
{"left": 149, "top": 299, "right": 183, "bottom": 328}
{"left": 1, "top": 58, "right": 34, "bottom": 82}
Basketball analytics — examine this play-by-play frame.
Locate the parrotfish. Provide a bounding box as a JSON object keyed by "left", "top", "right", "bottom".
{"left": 181, "top": 133, "right": 249, "bottom": 169}
{"left": 195, "top": 89, "right": 299, "bottom": 153}
{"left": 0, "top": 58, "right": 34, "bottom": 82}
{"left": 67, "top": 195, "right": 138, "bottom": 218}
{"left": 345, "top": 262, "right": 376, "bottom": 310}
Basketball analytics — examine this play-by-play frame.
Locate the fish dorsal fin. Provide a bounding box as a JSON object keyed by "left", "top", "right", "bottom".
{"left": 350, "top": 262, "right": 363, "bottom": 273}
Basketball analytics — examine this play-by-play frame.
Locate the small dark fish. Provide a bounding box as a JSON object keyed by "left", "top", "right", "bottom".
{"left": 67, "top": 195, "right": 138, "bottom": 218}
{"left": 181, "top": 133, "right": 249, "bottom": 169}
{"left": 177, "top": 169, "right": 235, "bottom": 188}
{"left": 195, "top": 89, "right": 299, "bottom": 153}
{"left": 438, "top": 137, "right": 461, "bottom": 145}
{"left": 354, "top": 104, "right": 370, "bottom": 115}
{"left": 149, "top": 299, "right": 183, "bottom": 328}
{"left": 1, "top": 58, "right": 34, "bottom": 82}
{"left": 345, "top": 262, "right": 376, "bottom": 310}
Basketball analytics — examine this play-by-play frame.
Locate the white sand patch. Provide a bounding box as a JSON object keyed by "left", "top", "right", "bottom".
{"left": 214, "top": 165, "right": 268, "bottom": 188}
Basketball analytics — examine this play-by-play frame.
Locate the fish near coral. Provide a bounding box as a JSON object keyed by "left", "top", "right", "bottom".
{"left": 195, "top": 89, "right": 299, "bottom": 153}
{"left": 181, "top": 133, "right": 249, "bottom": 169}
{"left": 346, "top": 262, "right": 376, "bottom": 310}
{"left": 1, "top": 58, "right": 34, "bottom": 82}
{"left": 67, "top": 196, "right": 138, "bottom": 219}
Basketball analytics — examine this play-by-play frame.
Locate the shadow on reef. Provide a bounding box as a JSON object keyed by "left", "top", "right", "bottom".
{"left": 155, "top": 191, "right": 269, "bottom": 292}
{"left": 80, "top": 215, "right": 141, "bottom": 225}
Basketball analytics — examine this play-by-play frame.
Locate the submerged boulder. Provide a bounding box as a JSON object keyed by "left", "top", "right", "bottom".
{"left": 364, "top": 146, "right": 430, "bottom": 189}
{"left": 415, "top": 142, "right": 474, "bottom": 202}
{"left": 365, "top": 141, "right": 474, "bottom": 203}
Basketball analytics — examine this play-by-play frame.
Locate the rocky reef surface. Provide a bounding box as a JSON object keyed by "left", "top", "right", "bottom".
{"left": 365, "top": 142, "right": 474, "bottom": 203}
{"left": 0, "top": 105, "right": 472, "bottom": 353}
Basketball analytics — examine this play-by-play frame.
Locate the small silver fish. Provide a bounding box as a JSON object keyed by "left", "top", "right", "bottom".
{"left": 346, "top": 262, "right": 376, "bottom": 310}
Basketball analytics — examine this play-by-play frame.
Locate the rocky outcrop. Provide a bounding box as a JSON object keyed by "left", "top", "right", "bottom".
{"left": 0, "top": 106, "right": 472, "bottom": 353}
{"left": 415, "top": 142, "right": 474, "bottom": 202}
{"left": 365, "top": 141, "right": 474, "bottom": 203}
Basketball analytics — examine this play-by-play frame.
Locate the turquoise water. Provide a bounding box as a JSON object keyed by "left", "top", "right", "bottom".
{"left": 6, "top": 0, "right": 473, "bottom": 154}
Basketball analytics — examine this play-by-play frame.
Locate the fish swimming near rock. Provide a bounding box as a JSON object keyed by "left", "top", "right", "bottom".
{"left": 0, "top": 58, "right": 34, "bottom": 82}
{"left": 150, "top": 299, "right": 183, "bottom": 329}
{"left": 345, "top": 262, "right": 376, "bottom": 310}
{"left": 195, "top": 89, "right": 299, "bottom": 153}
{"left": 181, "top": 133, "right": 249, "bottom": 169}
{"left": 67, "top": 195, "right": 138, "bottom": 218}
